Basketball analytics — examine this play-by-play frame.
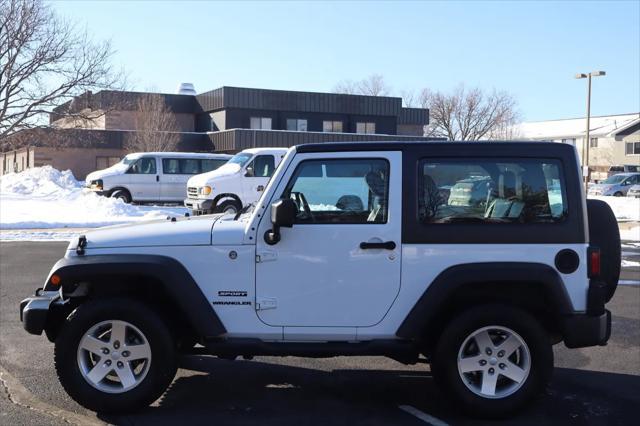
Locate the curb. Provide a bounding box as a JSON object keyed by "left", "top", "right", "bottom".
{"left": 0, "top": 364, "right": 106, "bottom": 426}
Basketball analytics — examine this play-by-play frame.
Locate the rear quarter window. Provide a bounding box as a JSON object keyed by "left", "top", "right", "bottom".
{"left": 418, "top": 158, "right": 568, "bottom": 224}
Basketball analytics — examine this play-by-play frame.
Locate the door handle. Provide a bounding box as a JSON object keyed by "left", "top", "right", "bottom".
{"left": 156, "top": 175, "right": 159, "bottom": 182}
{"left": 360, "top": 241, "right": 396, "bottom": 250}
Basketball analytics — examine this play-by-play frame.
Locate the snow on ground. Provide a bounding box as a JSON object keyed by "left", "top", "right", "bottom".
{"left": 588, "top": 195, "right": 640, "bottom": 222}
{"left": 0, "top": 166, "right": 186, "bottom": 233}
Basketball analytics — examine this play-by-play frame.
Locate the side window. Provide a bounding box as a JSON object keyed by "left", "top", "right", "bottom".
{"left": 179, "top": 159, "right": 200, "bottom": 174}
{"left": 201, "top": 159, "right": 228, "bottom": 172}
{"left": 418, "top": 159, "right": 567, "bottom": 224}
{"left": 128, "top": 157, "right": 156, "bottom": 174}
{"left": 162, "top": 159, "right": 180, "bottom": 174}
{"left": 247, "top": 155, "right": 275, "bottom": 177}
{"left": 283, "top": 158, "right": 389, "bottom": 224}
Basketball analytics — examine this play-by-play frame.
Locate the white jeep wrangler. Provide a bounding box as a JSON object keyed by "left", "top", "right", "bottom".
{"left": 184, "top": 148, "right": 288, "bottom": 215}
{"left": 20, "top": 142, "right": 620, "bottom": 418}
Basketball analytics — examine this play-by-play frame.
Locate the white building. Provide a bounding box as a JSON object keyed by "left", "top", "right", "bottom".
{"left": 517, "top": 113, "right": 640, "bottom": 179}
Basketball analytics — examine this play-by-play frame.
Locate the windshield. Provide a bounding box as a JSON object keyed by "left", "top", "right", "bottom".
{"left": 602, "top": 175, "right": 627, "bottom": 184}
{"left": 121, "top": 155, "right": 140, "bottom": 166}
{"left": 228, "top": 153, "right": 253, "bottom": 167}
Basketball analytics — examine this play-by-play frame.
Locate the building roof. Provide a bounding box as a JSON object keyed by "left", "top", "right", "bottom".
{"left": 517, "top": 113, "right": 640, "bottom": 140}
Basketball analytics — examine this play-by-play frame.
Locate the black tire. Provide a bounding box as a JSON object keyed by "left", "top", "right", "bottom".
{"left": 214, "top": 199, "right": 241, "bottom": 214}
{"left": 587, "top": 199, "right": 621, "bottom": 302}
{"left": 110, "top": 189, "right": 132, "bottom": 203}
{"left": 54, "top": 298, "right": 177, "bottom": 413}
{"left": 431, "top": 304, "right": 553, "bottom": 419}
{"left": 613, "top": 192, "right": 623, "bottom": 197}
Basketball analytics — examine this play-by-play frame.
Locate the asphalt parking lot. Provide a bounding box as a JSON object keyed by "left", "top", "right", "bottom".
{"left": 1, "top": 241, "right": 639, "bottom": 425}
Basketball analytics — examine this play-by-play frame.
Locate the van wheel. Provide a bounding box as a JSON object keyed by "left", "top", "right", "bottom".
{"left": 214, "top": 200, "right": 241, "bottom": 214}
{"left": 431, "top": 304, "right": 552, "bottom": 418}
{"left": 613, "top": 192, "right": 623, "bottom": 197}
{"left": 54, "top": 298, "right": 177, "bottom": 413}
{"left": 111, "top": 189, "right": 131, "bottom": 203}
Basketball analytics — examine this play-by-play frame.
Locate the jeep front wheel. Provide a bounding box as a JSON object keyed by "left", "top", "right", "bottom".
{"left": 54, "top": 298, "right": 177, "bottom": 413}
{"left": 431, "top": 304, "right": 552, "bottom": 418}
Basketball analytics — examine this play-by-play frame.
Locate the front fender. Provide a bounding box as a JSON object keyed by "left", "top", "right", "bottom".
{"left": 42, "top": 254, "right": 226, "bottom": 338}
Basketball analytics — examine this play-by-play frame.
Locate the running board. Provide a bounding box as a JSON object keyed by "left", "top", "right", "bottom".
{"left": 186, "top": 338, "right": 422, "bottom": 365}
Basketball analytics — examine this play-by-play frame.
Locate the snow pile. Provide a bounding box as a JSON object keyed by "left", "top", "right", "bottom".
{"left": 0, "top": 166, "right": 187, "bottom": 229}
{"left": 588, "top": 195, "right": 640, "bottom": 221}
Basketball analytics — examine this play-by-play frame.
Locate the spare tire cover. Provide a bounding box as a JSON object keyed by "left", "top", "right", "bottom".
{"left": 587, "top": 199, "right": 621, "bottom": 302}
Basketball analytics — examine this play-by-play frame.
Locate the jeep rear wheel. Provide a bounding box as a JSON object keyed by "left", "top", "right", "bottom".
{"left": 432, "top": 304, "right": 552, "bottom": 418}
{"left": 54, "top": 298, "right": 177, "bottom": 413}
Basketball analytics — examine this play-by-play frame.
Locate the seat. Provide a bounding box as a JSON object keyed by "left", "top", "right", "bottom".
{"left": 485, "top": 171, "right": 524, "bottom": 219}
{"left": 336, "top": 195, "right": 364, "bottom": 211}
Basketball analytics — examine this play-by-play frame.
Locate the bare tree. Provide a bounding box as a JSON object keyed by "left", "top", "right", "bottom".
{"left": 333, "top": 74, "right": 391, "bottom": 96}
{"left": 420, "top": 85, "right": 520, "bottom": 141}
{"left": 0, "top": 0, "right": 123, "bottom": 140}
{"left": 124, "top": 94, "right": 180, "bottom": 152}
{"left": 400, "top": 89, "right": 418, "bottom": 107}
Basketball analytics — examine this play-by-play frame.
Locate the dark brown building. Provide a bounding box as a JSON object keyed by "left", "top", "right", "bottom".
{"left": 1, "top": 86, "right": 432, "bottom": 179}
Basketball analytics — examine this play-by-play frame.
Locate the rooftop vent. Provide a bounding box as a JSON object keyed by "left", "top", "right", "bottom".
{"left": 177, "top": 83, "right": 196, "bottom": 96}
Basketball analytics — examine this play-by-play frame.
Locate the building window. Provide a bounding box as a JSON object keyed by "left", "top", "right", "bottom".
{"left": 626, "top": 142, "right": 640, "bottom": 155}
{"left": 250, "top": 117, "right": 272, "bottom": 130}
{"left": 96, "top": 156, "right": 121, "bottom": 170}
{"left": 286, "top": 119, "right": 308, "bottom": 131}
{"left": 356, "top": 122, "right": 376, "bottom": 134}
{"left": 323, "top": 120, "right": 343, "bottom": 133}
{"left": 561, "top": 138, "right": 576, "bottom": 146}
{"left": 590, "top": 137, "right": 598, "bottom": 148}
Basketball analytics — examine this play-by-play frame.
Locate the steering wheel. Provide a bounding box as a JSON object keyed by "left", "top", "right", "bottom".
{"left": 290, "top": 191, "right": 314, "bottom": 221}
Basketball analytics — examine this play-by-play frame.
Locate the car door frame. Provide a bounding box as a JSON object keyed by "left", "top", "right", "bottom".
{"left": 251, "top": 150, "right": 403, "bottom": 339}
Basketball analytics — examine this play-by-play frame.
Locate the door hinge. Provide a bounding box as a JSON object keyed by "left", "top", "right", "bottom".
{"left": 256, "top": 251, "right": 277, "bottom": 263}
{"left": 256, "top": 298, "right": 277, "bottom": 310}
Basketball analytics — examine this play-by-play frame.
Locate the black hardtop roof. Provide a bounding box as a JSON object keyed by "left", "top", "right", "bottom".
{"left": 295, "top": 141, "right": 576, "bottom": 156}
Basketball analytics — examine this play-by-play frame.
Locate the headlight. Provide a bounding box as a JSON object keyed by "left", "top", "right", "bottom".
{"left": 90, "top": 179, "right": 103, "bottom": 190}
{"left": 199, "top": 186, "right": 212, "bottom": 195}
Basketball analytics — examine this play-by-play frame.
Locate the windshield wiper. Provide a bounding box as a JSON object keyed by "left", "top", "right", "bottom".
{"left": 234, "top": 202, "right": 255, "bottom": 220}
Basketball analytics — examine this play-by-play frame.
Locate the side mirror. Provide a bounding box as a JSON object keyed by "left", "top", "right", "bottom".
{"left": 245, "top": 166, "right": 254, "bottom": 177}
{"left": 264, "top": 198, "right": 297, "bottom": 245}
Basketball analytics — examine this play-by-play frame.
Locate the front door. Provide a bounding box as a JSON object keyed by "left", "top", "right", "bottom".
{"left": 255, "top": 152, "right": 402, "bottom": 328}
{"left": 242, "top": 155, "right": 275, "bottom": 205}
{"left": 126, "top": 157, "right": 159, "bottom": 201}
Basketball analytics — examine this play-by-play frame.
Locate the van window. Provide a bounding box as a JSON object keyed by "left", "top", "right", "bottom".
{"left": 201, "top": 159, "right": 228, "bottom": 172}
{"left": 180, "top": 159, "right": 200, "bottom": 174}
{"left": 282, "top": 158, "right": 389, "bottom": 224}
{"left": 128, "top": 157, "right": 156, "bottom": 174}
{"left": 247, "top": 155, "right": 275, "bottom": 177}
{"left": 418, "top": 159, "right": 567, "bottom": 224}
{"left": 162, "top": 159, "right": 180, "bottom": 174}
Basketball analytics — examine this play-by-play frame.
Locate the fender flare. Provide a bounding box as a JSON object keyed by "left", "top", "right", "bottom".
{"left": 107, "top": 186, "right": 131, "bottom": 197}
{"left": 44, "top": 254, "right": 226, "bottom": 338}
{"left": 395, "top": 262, "right": 574, "bottom": 339}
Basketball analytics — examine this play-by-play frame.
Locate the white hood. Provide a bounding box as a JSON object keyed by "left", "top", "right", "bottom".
{"left": 188, "top": 163, "right": 241, "bottom": 187}
{"left": 74, "top": 215, "right": 223, "bottom": 249}
{"left": 85, "top": 162, "right": 129, "bottom": 183}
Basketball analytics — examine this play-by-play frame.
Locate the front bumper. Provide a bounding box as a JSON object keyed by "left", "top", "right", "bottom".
{"left": 19, "top": 289, "right": 66, "bottom": 335}
{"left": 184, "top": 198, "right": 214, "bottom": 214}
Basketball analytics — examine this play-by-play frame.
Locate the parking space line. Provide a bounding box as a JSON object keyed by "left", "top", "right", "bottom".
{"left": 619, "top": 280, "right": 640, "bottom": 286}
{"left": 398, "top": 405, "right": 449, "bottom": 426}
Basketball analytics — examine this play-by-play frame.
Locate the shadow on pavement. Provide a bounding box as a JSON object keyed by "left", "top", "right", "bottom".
{"left": 100, "top": 356, "right": 640, "bottom": 426}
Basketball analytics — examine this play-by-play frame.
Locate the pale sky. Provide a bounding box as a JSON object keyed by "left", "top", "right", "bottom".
{"left": 52, "top": 0, "right": 640, "bottom": 121}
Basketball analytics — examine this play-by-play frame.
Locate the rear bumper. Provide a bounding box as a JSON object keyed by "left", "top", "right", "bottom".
{"left": 19, "top": 289, "right": 65, "bottom": 335}
{"left": 562, "top": 309, "right": 611, "bottom": 349}
{"left": 562, "top": 279, "right": 612, "bottom": 348}
{"left": 184, "top": 198, "right": 214, "bottom": 214}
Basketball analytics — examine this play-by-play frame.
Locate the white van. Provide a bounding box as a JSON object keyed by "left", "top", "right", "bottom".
{"left": 185, "top": 148, "right": 288, "bottom": 214}
{"left": 86, "top": 152, "right": 231, "bottom": 203}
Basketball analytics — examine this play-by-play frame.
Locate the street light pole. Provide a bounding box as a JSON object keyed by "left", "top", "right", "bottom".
{"left": 575, "top": 71, "right": 605, "bottom": 188}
